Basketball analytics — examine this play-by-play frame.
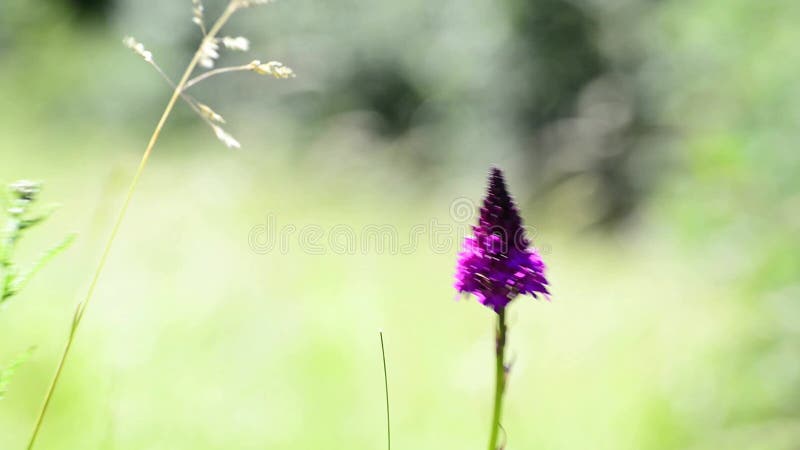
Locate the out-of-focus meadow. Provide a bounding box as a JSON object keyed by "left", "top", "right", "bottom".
{"left": 1, "top": 0, "right": 799, "bottom": 448}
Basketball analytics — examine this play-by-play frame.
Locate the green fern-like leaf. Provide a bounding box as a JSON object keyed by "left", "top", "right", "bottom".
{"left": 9, "top": 233, "right": 76, "bottom": 298}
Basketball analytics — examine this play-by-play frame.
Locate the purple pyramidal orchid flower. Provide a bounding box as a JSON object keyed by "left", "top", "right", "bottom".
{"left": 455, "top": 167, "right": 549, "bottom": 312}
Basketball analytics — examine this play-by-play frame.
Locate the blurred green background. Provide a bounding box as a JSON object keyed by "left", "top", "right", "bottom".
{"left": 1, "top": 0, "right": 799, "bottom": 448}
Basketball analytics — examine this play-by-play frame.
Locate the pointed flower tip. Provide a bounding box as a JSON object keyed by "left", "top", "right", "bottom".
{"left": 488, "top": 166, "right": 506, "bottom": 187}
{"left": 487, "top": 166, "right": 511, "bottom": 195}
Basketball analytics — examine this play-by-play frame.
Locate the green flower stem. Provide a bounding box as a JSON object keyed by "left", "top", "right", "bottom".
{"left": 380, "top": 331, "right": 391, "bottom": 450}
{"left": 25, "top": 4, "right": 239, "bottom": 449}
{"left": 488, "top": 309, "right": 507, "bottom": 450}
{"left": 1, "top": 199, "right": 24, "bottom": 302}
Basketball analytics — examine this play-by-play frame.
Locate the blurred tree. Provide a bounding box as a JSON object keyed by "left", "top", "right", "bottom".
{"left": 506, "top": 0, "right": 604, "bottom": 128}
{"left": 291, "top": 0, "right": 665, "bottom": 227}
{"left": 337, "top": 60, "right": 427, "bottom": 139}
{"left": 61, "top": 0, "right": 114, "bottom": 20}
{"left": 503, "top": 0, "right": 662, "bottom": 227}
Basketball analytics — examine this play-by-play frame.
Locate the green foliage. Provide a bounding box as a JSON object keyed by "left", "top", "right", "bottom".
{"left": 0, "top": 180, "right": 75, "bottom": 306}
{"left": 0, "top": 180, "right": 74, "bottom": 401}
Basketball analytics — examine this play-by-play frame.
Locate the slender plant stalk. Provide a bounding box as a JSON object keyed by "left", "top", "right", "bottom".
{"left": 26, "top": 4, "right": 239, "bottom": 449}
{"left": 185, "top": 64, "right": 253, "bottom": 89}
{"left": 379, "top": 331, "right": 391, "bottom": 450}
{"left": 488, "top": 309, "right": 507, "bottom": 450}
